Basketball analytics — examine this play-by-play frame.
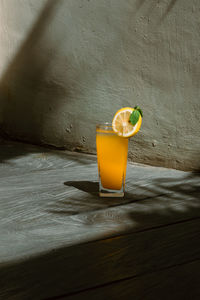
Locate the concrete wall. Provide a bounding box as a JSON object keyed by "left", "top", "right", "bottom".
{"left": 0, "top": 0, "right": 200, "bottom": 171}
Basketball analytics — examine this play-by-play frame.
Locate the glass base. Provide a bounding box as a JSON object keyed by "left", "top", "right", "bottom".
{"left": 98, "top": 175, "right": 125, "bottom": 198}
{"left": 99, "top": 191, "right": 124, "bottom": 197}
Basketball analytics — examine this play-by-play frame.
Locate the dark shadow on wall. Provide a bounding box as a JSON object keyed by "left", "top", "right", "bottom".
{"left": 0, "top": 2, "right": 199, "bottom": 296}
{"left": 0, "top": 0, "right": 64, "bottom": 148}
{"left": 0, "top": 0, "right": 180, "bottom": 149}
{"left": 0, "top": 0, "right": 197, "bottom": 172}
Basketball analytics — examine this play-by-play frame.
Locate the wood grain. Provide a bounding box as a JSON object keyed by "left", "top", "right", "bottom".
{"left": 0, "top": 140, "right": 199, "bottom": 299}
{"left": 62, "top": 260, "right": 200, "bottom": 300}
{"left": 1, "top": 218, "right": 200, "bottom": 299}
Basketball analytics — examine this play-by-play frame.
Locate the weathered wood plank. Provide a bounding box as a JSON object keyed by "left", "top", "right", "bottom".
{"left": 0, "top": 140, "right": 96, "bottom": 177}
{"left": 0, "top": 140, "right": 200, "bottom": 299}
{"left": 0, "top": 141, "right": 199, "bottom": 258}
{"left": 0, "top": 140, "right": 199, "bottom": 263}
{"left": 0, "top": 218, "right": 200, "bottom": 299}
{"left": 62, "top": 259, "right": 200, "bottom": 300}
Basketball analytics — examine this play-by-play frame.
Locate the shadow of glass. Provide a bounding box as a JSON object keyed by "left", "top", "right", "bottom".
{"left": 48, "top": 180, "right": 143, "bottom": 215}
{"left": 45, "top": 171, "right": 200, "bottom": 217}
{"left": 64, "top": 180, "right": 154, "bottom": 200}
{"left": 46, "top": 180, "right": 156, "bottom": 216}
{"left": 65, "top": 180, "right": 99, "bottom": 194}
{"left": 64, "top": 180, "right": 158, "bottom": 201}
{"left": 1, "top": 172, "right": 200, "bottom": 299}
{"left": 0, "top": 3, "right": 199, "bottom": 297}
{"left": 65, "top": 170, "right": 200, "bottom": 200}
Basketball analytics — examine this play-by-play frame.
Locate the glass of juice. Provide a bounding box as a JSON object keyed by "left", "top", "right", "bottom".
{"left": 96, "top": 123, "right": 128, "bottom": 197}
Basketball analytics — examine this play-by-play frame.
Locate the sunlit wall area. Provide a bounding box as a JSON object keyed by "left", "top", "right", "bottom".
{"left": 0, "top": 0, "right": 199, "bottom": 171}
{"left": 0, "top": 1, "right": 44, "bottom": 77}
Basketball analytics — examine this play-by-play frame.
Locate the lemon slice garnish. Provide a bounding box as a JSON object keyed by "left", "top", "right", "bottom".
{"left": 112, "top": 107, "right": 142, "bottom": 137}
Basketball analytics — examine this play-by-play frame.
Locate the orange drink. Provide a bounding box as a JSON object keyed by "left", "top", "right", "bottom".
{"left": 96, "top": 123, "right": 128, "bottom": 197}
{"left": 96, "top": 106, "right": 143, "bottom": 197}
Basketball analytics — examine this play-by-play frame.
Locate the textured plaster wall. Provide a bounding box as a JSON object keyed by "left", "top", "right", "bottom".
{"left": 0, "top": 0, "right": 200, "bottom": 171}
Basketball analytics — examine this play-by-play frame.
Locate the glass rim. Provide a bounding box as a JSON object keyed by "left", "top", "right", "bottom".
{"left": 96, "top": 122, "right": 113, "bottom": 130}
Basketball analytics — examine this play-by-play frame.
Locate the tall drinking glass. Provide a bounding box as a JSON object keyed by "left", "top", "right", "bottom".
{"left": 96, "top": 123, "right": 128, "bottom": 197}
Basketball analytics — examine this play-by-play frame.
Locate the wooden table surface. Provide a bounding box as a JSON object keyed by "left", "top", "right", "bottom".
{"left": 0, "top": 139, "right": 200, "bottom": 300}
